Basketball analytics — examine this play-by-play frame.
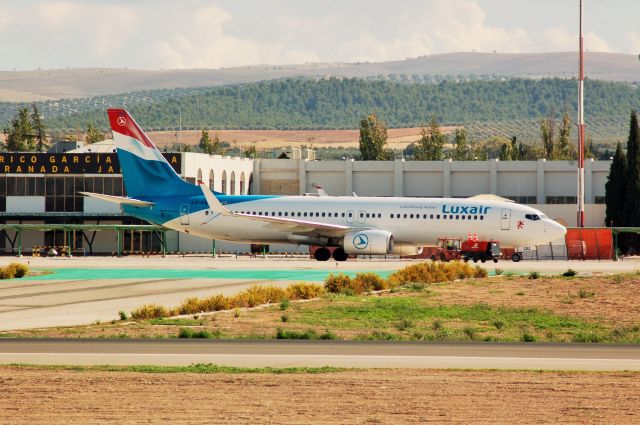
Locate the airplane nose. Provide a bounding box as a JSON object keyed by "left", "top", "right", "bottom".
{"left": 546, "top": 221, "right": 567, "bottom": 242}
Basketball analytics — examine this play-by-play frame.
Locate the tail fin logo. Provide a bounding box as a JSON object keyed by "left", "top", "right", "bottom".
{"left": 116, "top": 116, "right": 126, "bottom": 126}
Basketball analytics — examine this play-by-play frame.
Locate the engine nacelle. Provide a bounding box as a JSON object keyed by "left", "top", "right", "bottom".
{"left": 391, "top": 244, "right": 424, "bottom": 256}
{"left": 343, "top": 230, "right": 393, "bottom": 255}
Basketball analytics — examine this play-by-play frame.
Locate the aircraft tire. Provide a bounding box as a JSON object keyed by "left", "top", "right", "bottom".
{"left": 332, "top": 247, "right": 348, "bottom": 262}
{"left": 314, "top": 247, "right": 331, "bottom": 261}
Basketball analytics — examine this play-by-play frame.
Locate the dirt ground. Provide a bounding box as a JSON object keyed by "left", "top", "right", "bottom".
{"left": 147, "top": 126, "right": 456, "bottom": 150}
{"left": 0, "top": 367, "right": 637, "bottom": 424}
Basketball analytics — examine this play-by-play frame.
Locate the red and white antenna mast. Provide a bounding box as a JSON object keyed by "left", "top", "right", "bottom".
{"left": 577, "top": 0, "right": 585, "bottom": 227}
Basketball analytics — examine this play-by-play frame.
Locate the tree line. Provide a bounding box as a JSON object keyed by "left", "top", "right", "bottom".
{"left": 9, "top": 77, "right": 636, "bottom": 137}
{"left": 605, "top": 110, "right": 640, "bottom": 226}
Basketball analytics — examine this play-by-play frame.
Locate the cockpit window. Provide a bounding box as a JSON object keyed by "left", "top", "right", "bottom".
{"left": 525, "top": 214, "right": 541, "bottom": 221}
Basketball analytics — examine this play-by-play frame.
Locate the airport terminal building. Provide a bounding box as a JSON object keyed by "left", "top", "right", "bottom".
{"left": 0, "top": 142, "right": 610, "bottom": 255}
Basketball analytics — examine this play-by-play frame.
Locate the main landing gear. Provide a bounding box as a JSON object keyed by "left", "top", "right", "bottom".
{"left": 313, "top": 247, "right": 348, "bottom": 262}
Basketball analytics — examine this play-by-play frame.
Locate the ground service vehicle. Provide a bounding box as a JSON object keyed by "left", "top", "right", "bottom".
{"left": 461, "top": 239, "right": 502, "bottom": 263}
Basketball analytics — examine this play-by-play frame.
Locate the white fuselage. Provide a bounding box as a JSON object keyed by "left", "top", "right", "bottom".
{"left": 161, "top": 196, "right": 566, "bottom": 249}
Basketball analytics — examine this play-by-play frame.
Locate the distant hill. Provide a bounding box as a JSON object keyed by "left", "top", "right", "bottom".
{"left": 1, "top": 52, "right": 639, "bottom": 102}
{"left": 0, "top": 77, "right": 633, "bottom": 146}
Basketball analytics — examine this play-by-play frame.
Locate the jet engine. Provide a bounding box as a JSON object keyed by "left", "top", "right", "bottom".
{"left": 343, "top": 230, "right": 393, "bottom": 255}
{"left": 391, "top": 244, "right": 424, "bottom": 256}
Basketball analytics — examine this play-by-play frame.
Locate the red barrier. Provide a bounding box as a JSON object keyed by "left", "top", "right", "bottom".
{"left": 565, "top": 228, "right": 613, "bottom": 260}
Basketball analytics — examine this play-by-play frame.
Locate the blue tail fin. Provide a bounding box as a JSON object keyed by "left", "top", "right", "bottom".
{"left": 108, "top": 109, "right": 200, "bottom": 199}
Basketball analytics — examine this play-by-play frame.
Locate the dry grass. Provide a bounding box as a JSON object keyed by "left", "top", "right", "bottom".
{"left": 131, "top": 283, "right": 323, "bottom": 320}
{"left": 0, "top": 262, "right": 29, "bottom": 279}
{"left": 387, "top": 261, "right": 487, "bottom": 287}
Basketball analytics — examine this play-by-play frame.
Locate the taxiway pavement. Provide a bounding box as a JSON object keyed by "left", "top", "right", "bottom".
{"left": 0, "top": 340, "right": 639, "bottom": 371}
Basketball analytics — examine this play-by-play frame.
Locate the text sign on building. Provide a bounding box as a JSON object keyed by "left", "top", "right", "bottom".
{"left": 0, "top": 153, "right": 181, "bottom": 174}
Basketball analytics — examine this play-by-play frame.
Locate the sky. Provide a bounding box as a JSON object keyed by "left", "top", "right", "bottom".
{"left": 0, "top": 0, "right": 639, "bottom": 70}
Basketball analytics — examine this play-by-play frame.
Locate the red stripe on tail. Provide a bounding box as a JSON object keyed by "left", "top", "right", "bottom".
{"left": 107, "top": 109, "right": 156, "bottom": 149}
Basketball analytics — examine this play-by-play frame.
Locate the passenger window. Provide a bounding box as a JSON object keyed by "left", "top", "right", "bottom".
{"left": 468, "top": 215, "right": 471, "bottom": 220}
{"left": 322, "top": 212, "right": 326, "bottom": 217}
{"left": 461, "top": 215, "right": 465, "bottom": 220}
{"left": 303, "top": 212, "right": 307, "bottom": 217}
{"left": 348, "top": 212, "right": 352, "bottom": 218}
{"left": 316, "top": 212, "right": 320, "bottom": 217}
{"left": 474, "top": 215, "right": 477, "bottom": 220}
{"left": 390, "top": 214, "right": 394, "bottom": 218}
{"left": 430, "top": 214, "right": 434, "bottom": 219}
{"left": 278, "top": 212, "right": 282, "bottom": 216}
{"left": 360, "top": 213, "right": 364, "bottom": 218}
{"left": 366, "top": 213, "right": 370, "bottom": 218}
{"left": 284, "top": 212, "right": 288, "bottom": 216}
{"left": 437, "top": 214, "right": 440, "bottom": 219}
{"left": 456, "top": 215, "right": 459, "bottom": 220}
{"left": 403, "top": 214, "right": 407, "bottom": 219}
{"left": 341, "top": 212, "right": 345, "bottom": 217}
{"left": 480, "top": 215, "right": 484, "bottom": 220}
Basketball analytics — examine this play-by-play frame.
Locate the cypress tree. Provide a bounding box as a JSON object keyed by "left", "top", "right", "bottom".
{"left": 605, "top": 142, "right": 626, "bottom": 226}
{"left": 624, "top": 110, "right": 640, "bottom": 225}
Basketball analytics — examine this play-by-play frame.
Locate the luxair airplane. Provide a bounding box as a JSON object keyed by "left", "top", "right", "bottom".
{"left": 81, "top": 109, "right": 566, "bottom": 262}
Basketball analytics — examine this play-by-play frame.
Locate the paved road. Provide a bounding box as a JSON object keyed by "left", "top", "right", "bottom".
{"left": 1, "top": 340, "right": 639, "bottom": 371}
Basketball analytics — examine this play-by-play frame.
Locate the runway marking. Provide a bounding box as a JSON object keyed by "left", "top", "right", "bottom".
{"left": 0, "top": 280, "right": 269, "bottom": 313}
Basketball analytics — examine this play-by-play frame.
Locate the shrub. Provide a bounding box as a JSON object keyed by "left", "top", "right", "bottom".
{"left": 280, "top": 314, "right": 288, "bottom": 322}
{"left": 280, "top": 299, "right": 290, "bottom": 311}
{"left": 578, "top": 288, "right": 594, "bottom": 299}
{"left": 353, "top": 272, "right": 387, "bottom": 292}
{"left": 493, "top": 320, "right": 505, "bottom": 330}
{"left": 285, "top": 283, "right": 325, "bottom": 300}
{"left": 395, "top": 318, "right": 415, "bottom": 331}
{"left": 562, "top": 269, "right": 577, "bottom": 277}
{"left": 2, "top": 263, "right": 29, "bottom": 279}
{"left": 494, "top": 268, "right": 503, "bottom": 275}
{"left": 324, "top": 273, "right": 352, "bottom": 294}
{"left": 528, "top": 271, "right": 540, "bottom": 280}
{"left": 431, "top": 319, "right": 443, "bottom": 331}
{"left": 131, "top": 304, "right": 170, "bottom": 320}
{"left": 118, "top": 311, "right": 128, "bottom": 321}
{"left": 201, "top": 294, "right": 231, "bottom": 311}
{"left": 232, "top": 285, "right": 286, "bottom": 308}
{"left": 521, "top": 333, "right": 536, "bottom": 342}
{"left": 179, "top": 297, "right": 205, "bottom": 315}
{"left": 276, "top": 328, "right": 318, "bottom": 339}
{"left": 463, "top": 327, "right": 477, "bottom": 341}
{"left": 612, "top": 274, "right": 624, "bottom": 285}
{"left": 386, "top": 261, "right": 486, "bottom": 287}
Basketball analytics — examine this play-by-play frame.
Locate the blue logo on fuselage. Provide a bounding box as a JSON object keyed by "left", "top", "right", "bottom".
{"left": 442, "top": 204, "right": 491, "bottom": 214}
{"left": 353, "top": 234, "right": 369, "bottom": 250}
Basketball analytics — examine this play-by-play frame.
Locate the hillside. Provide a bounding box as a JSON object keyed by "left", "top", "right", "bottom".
{"left": 0, "top": 52, "right": 638, "bottom": 102}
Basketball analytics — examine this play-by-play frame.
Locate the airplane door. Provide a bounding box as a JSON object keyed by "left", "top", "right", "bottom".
{"left": 357, "top": 210, "right": 366, "bottom": 224}
{"left": 180, "top": 204, "right": 190, "bottom": 225}
{"left": 500, "top": 208, "right": 511, "bottom": 230}
{"left": 346, "top": 210, "right": 354, "bottom": 224}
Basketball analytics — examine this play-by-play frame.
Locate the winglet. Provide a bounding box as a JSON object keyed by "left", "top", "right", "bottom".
{"left": 198, "top": 182, "right": 232, "bottom": 216}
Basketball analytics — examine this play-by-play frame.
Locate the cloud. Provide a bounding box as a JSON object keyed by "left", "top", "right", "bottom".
{"left": 625, "top": 31, "right": 640, "bottom": 55}
{"left": 542, "top": 26, "right": 612, "bottom": 53}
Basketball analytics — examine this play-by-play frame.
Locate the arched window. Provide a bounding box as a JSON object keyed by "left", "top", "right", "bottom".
{"left": 197, "top": 169, "right": 202, "bottom": 184}
{"left": 240, "top": 172, "right": 246, "bottom": 194}
{"left": 230, "top": 171, "right": 236, "bottom": 195}
{"left": 209, "top": 170, "right": 214, "bottom": 190}
{"left": 221, "top": 171, "right": 227, "bottom": 194}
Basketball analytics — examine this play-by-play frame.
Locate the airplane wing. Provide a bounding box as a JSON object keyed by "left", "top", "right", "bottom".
{"left": 79, "top": 192, "right": 155, "bottom": 207}
{"left": 198, "top": 183, "right": 358, "bottom": 237}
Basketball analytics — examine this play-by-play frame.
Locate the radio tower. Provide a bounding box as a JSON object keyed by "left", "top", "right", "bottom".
{"left": 577, "top": 0, "right": 586, "bottom": 227}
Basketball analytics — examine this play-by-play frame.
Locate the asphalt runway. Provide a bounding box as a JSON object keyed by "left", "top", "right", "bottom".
{"left": 1, "top": 340, "right": 639, "bottom": 371}
{"left": 1, "top": 256, "right": 639, "bottom": 330}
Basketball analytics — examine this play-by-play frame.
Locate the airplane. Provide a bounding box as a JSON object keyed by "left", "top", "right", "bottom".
{"left": 81, "top": 108, "right": 567, "bottom": 262}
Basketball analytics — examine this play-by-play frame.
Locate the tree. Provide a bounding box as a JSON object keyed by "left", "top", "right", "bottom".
{"left": 85, "top": 122, "right": 103, "bottom": 144}
{"left": 499, "top": 142, "right": 513, "bottom": 160}
{"left": 414, "top": 116, "right": 446, "bottom": 160}
{"left": 556, "top": 108, "right": 574, "bottom": 159}
{"left": 4, "top": 108, "right": 35, "bottom": 152}
{"left": 31, "top": 104, "right": 47, "bottom": 152}
{"left": 605, "top": 142, "right": 626, "bottom": 227}
{"left": 624, "top": 110, "right": 640, "bottom": 225}
{"left": 199, "top": 128, "right": 212, "bottom": 154}
{"left": 245, "top": 143, "right": 257, "bottom": 158}
{"left": 358, "top": 112, "right": 390, "bottom": 160}
{"left": 540, "top": 108, "right": 556, "bottom": 160}
{"left": 450, "top": 127, "right": 472, "bottom": 160}
{"left": 211, "top": 132, "right": 221, "bottom": 155}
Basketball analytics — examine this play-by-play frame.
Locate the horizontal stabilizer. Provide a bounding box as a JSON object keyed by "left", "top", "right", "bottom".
{"left": 79, "top": 192, "right": 154, "bottom": 206}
